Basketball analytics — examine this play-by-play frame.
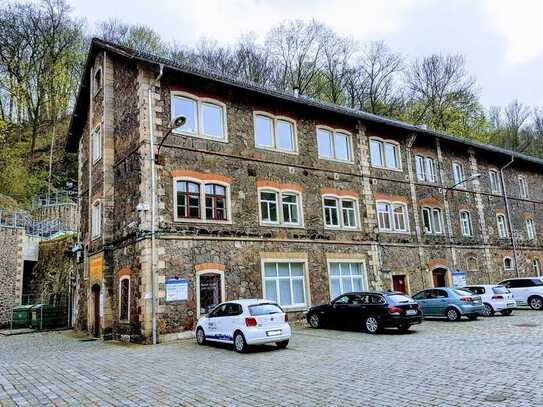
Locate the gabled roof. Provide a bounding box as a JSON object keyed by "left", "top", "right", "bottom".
{"left": 66, "top": 38, "right": 543, "bottom": 168}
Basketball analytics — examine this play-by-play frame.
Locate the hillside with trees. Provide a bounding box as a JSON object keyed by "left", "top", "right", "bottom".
{"left": 1, "top": 0, "right": 542, "bottom": 208}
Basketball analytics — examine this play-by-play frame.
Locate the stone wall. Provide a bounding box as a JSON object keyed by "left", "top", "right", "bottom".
{"left": 0, "top": 227, "right": 24, "bottom": 327}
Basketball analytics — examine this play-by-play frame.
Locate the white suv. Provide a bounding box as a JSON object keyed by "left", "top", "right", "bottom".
{"left": 195, "top": 300, "right": 291, "bottom": 353}
{"left": 498, "top": 277, "right": 543, "bottom": 310}
{"left": 462, "top": 285, "right": 516, "bottom": 316}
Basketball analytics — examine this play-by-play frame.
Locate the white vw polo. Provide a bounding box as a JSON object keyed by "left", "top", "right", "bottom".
{"left": 195, "top": 299, "right": 291, "bottom": 353}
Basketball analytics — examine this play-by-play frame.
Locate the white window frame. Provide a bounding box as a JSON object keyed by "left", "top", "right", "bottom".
{"left": 503, "top": 257, "right": 513, "bottom": 272}
{"left": 489, "top": 169, "right": 501, "bottom": 194}
{"left": 415, "top": 155, "right": 437, "bottom": 183}
{"left": 91, "top": 124, "right": 102, "bottom": 164}
{"left": 91, "top": 200, "right": 101, "bottom": 239}
{"left": 376, "top": 200, "right": 409, "bottom": 233}
{"left": 369, "top": 137, "right": 402, "bottom": 171}
{"left": 118, "top": 276, "right": 130, "bottom": 322}
{"left": 322, "top": 195, "right": 360, "bottom": 230}
{"left": 258, "top": 188, "right": 304, "bottom": 228}
{"left": 261, "top": 259, "right": 310, "bottom": 310}
{"left": 518, "top": 175, "right": 529, "bottom": 198}
{"left": 173, "top": 177, "right": 232, "bottom": 224}
{"left": 421, "top": 207, "right": 444, "bottom": 235}
{"left": 526, "top": 218, "right": 535, "bottom": 240}
{"left": 171, "top": 91, "right": 228, "bottom": 142}
{"left": 254, "top": 112, "right": 298, "bottom": 154}
{"left": 93, "top": 67, "right": 103, "bottom": 96}
{"left": 496, "top": 214, "right": 508, "bottom": 238}
{"left": 316, "top": 126, "right": 354, "bottom": 163}
{"left": 327, "top": 259, "right": 368, "bottom": 300}
{"left": 459, "top": 210, "right": 473, "bottom": 237}
{"left": 533, "top": 258, "right": 541, "bottom": 276}
{"left": 452, "top": 161, "right": 465, "bottom": 188}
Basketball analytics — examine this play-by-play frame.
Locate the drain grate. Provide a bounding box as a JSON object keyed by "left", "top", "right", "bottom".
{"left": 484, "top": 393, "right": 507, "bottom": 402}
{"left": 79, "top": 338, "right": 98, "bottom": 342}
{"left": 514, "top": 323, "right": 538, "bottom": 327}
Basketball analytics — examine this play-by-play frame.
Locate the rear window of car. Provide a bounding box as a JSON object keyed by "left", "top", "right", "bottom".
{"left": 249, "top": 303, "right": 283, "bottom": 316}
{"left": 387, "top": 294, "right": 412, "bottom": 304}
{"left": 532, "top": 278, "right": 543, "bottom": 286}
{"left": 492, "top": 286, "right": 509, "bottom": 294}
{"left": 453, "top": 289, "right": 473, "bottom": 296}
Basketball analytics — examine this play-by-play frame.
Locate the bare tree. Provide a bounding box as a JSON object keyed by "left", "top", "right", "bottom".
{"left": 319, "top": 32, "right": 355, "bottom": 104}
{"left": 265, "top": 20, "right": 328, "bottom": 96}
{"left": 405, "top": 54, "right": 480, "bottom": 134}
{"left": 96, "top": 18, "right": 166, "bottom": 55}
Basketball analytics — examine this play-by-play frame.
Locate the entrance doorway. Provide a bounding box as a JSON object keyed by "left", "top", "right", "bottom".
{"left": 198, "top": 273, "right": 223, "bottom": 316}
{"left": 91, "top": 284, "right": 101, "bottom": 337}
{"left": 392, "top": 275, "right": 407, "bottom": 293}
{"left": 432, "top": 268, "right": 448, "bottom": 287}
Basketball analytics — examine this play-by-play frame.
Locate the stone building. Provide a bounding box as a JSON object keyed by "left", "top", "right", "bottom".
{"left": 66, "top": 38, "right": 543, "bottom": 343}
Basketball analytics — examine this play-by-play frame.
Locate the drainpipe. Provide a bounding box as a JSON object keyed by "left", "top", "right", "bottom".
{"left": 500, "top": 155, "right": 520, "bottom": 277}
{"left": 149, "top": 64, "right": 164, "bottom": 345}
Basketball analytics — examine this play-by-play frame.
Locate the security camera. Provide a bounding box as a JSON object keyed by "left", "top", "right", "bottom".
{"left": 172, "top": 116, "right": 186, "bottom": 129}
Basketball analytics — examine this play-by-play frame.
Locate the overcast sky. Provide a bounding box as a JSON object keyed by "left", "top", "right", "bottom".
{"left": 69, "top": 0, "right": 543, "bottom": 108}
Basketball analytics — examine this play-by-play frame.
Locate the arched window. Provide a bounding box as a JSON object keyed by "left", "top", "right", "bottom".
{"left": 503, "top": 257, "right": 513, "bottom": 272}
{"left": 176, "top": 181, "right": 200, "bottom": 219}
{"left": 497, "top": 214, "right": 508, "bottom": 238}
{"left": 119, "top": 277, "right": 130, "bottom": 321}
{"left": 466, "top": 256, "right": 478, "bottom": 272}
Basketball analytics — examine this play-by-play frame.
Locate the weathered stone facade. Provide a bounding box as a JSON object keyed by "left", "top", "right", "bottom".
{"left": 67, "top": 39, "right": 543, "bottom": 343}
{"left": 0, "top": 227, "right": 24, "bottom": 327}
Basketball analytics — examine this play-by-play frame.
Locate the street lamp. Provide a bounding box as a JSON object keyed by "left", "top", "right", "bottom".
{"left": 444, "top": 173, "right": 481, "bottom": 196}
{"left": 156, "top": 116, "right": 187, "bottom": 158}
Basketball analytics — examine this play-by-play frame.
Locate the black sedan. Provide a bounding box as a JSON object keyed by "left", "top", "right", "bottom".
{"left": 306, "top": 291, "right": 423, "bottom": 333}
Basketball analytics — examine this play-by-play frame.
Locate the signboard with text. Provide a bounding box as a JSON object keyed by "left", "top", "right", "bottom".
{"left": 166, "top": 279, "right": 188, "bottom": 302}
{"left": 452, "top": 271, "right": 467, "bottom": 288}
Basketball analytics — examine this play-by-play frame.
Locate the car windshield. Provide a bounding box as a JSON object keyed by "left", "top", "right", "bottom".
{"left": 453, "top": 289, "right": 473, "bottom": 296}
{"left": 387, "top": 294, "right": 412, "bottom": 304}
{"left": 492, "top": 286, "right": 509, "bottom": 294}
{"left": 249, "top": 303, "right": 283, "bottom": 316}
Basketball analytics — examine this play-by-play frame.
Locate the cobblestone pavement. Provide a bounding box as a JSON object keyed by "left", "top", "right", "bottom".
{"left": 1, "top": 310, "right": 542, "bottom": 406}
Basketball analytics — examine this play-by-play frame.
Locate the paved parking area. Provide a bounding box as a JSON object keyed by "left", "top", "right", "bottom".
{"left": 1, "top": 310, "right": 542, "bottom": 406}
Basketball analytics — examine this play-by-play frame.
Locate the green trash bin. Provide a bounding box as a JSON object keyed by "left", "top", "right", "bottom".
{"left": 11, "top": 305, "right": 34, "bottom": 329}
{"left": 30, "top": 304, "right": 61, "bottom": 330}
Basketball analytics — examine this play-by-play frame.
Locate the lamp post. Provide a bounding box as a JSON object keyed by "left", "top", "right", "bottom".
{"left": 148, "top": 114, "right": 186, "bottom": 345}
{"left": 443, "top": 173, "right": 482, "bottom": 279}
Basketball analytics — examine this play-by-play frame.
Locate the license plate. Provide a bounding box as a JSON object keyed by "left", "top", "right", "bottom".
{"left": 266, "top": 330, "right": 281, "bottom": 337}
{"left": 507, "top": 303, "right": 515, "bottom": 307}
{"left": 406, "top": 310, "right": 417, "bottom": 316}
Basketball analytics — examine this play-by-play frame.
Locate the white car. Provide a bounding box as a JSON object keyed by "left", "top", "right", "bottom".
{"left": 195, "top": 299, "right": 291, "bottom": 353}
{"left": 498, "top": 277, "right": 543, "bottom": 310}
{"left": 462, "top": 285, "right": 516, "bottom": 316}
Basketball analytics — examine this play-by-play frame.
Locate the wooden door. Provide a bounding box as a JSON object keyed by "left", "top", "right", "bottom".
{"left": 92, "top": 285, "right": 100, "bottom": 337}
{"left": 392, "top": 275, "right": 407, "bottom": 293}
{"left": 432, "top": 269, "right": 447, "bottom": 287}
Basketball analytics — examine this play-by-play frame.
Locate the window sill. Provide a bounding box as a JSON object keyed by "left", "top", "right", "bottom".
{"left": 255, "top": 145, "right": 298, "bottom": 155}
{"left": 318, "top": 156, "right": 354, "bottom": 165}
{"left": 371, "top": 165, "right": 403, "bottom": 172}
{"left": 378, "top": 230, "right": 411, "bottom": 235}
{"left": 324, "top": 226, "right": 361, "bottom": 232}
{"left": 173, "top": 218, "right": 233, "bottom": 225}
{"left": 259, "top": 222, "right": 305, "bottom": 229}
{"left": 282, "top": 306, "right": 308, "bottom": 312}
{"left": 172, "top": 129, "right": 228, "bottom": 143}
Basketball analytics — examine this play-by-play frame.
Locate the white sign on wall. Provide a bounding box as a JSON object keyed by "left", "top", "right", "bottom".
{"left": 165, "top": 279, "right": 188, "bottom": 302}
{"left": 452, "top": 271, "right": 467, "bottom": 288}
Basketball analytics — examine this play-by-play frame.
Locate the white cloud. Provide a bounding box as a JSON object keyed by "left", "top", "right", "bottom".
{"left": 482, "top": 0, "right": 543, "bottom": 65}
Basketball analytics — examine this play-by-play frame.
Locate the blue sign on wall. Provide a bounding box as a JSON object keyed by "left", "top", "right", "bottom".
{"left": 165, "top": 278, "right": 188, "bottom": 302}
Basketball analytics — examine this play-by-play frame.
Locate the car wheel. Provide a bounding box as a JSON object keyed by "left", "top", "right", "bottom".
{"left": 445, "top": 307, "right": 461, "bottom": 321}
{"left": 482, "top": 303, "right": 494, "bottom": 317}
{"left": 528, "top": 295, "right": 543, "bottom": 310}
{"left": 196, "top": 327, "right": 206, "bottom": 345}
{"left": 501, "top": 309, "right": 513, "bottom": 316}
{"left": 364, "top": 316, "right": 382, "bottom": 334}
{"left": 308, "top": 313, "right": 321, "bottom": 329}
{"left": 233, "top": 332, "right": 247, "bottom": 353}
{"left": 276, "top": 340, "right": 289, "bottom": 349}
{"left": 398, "top": 324, "right": 411, "bottom": 333}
